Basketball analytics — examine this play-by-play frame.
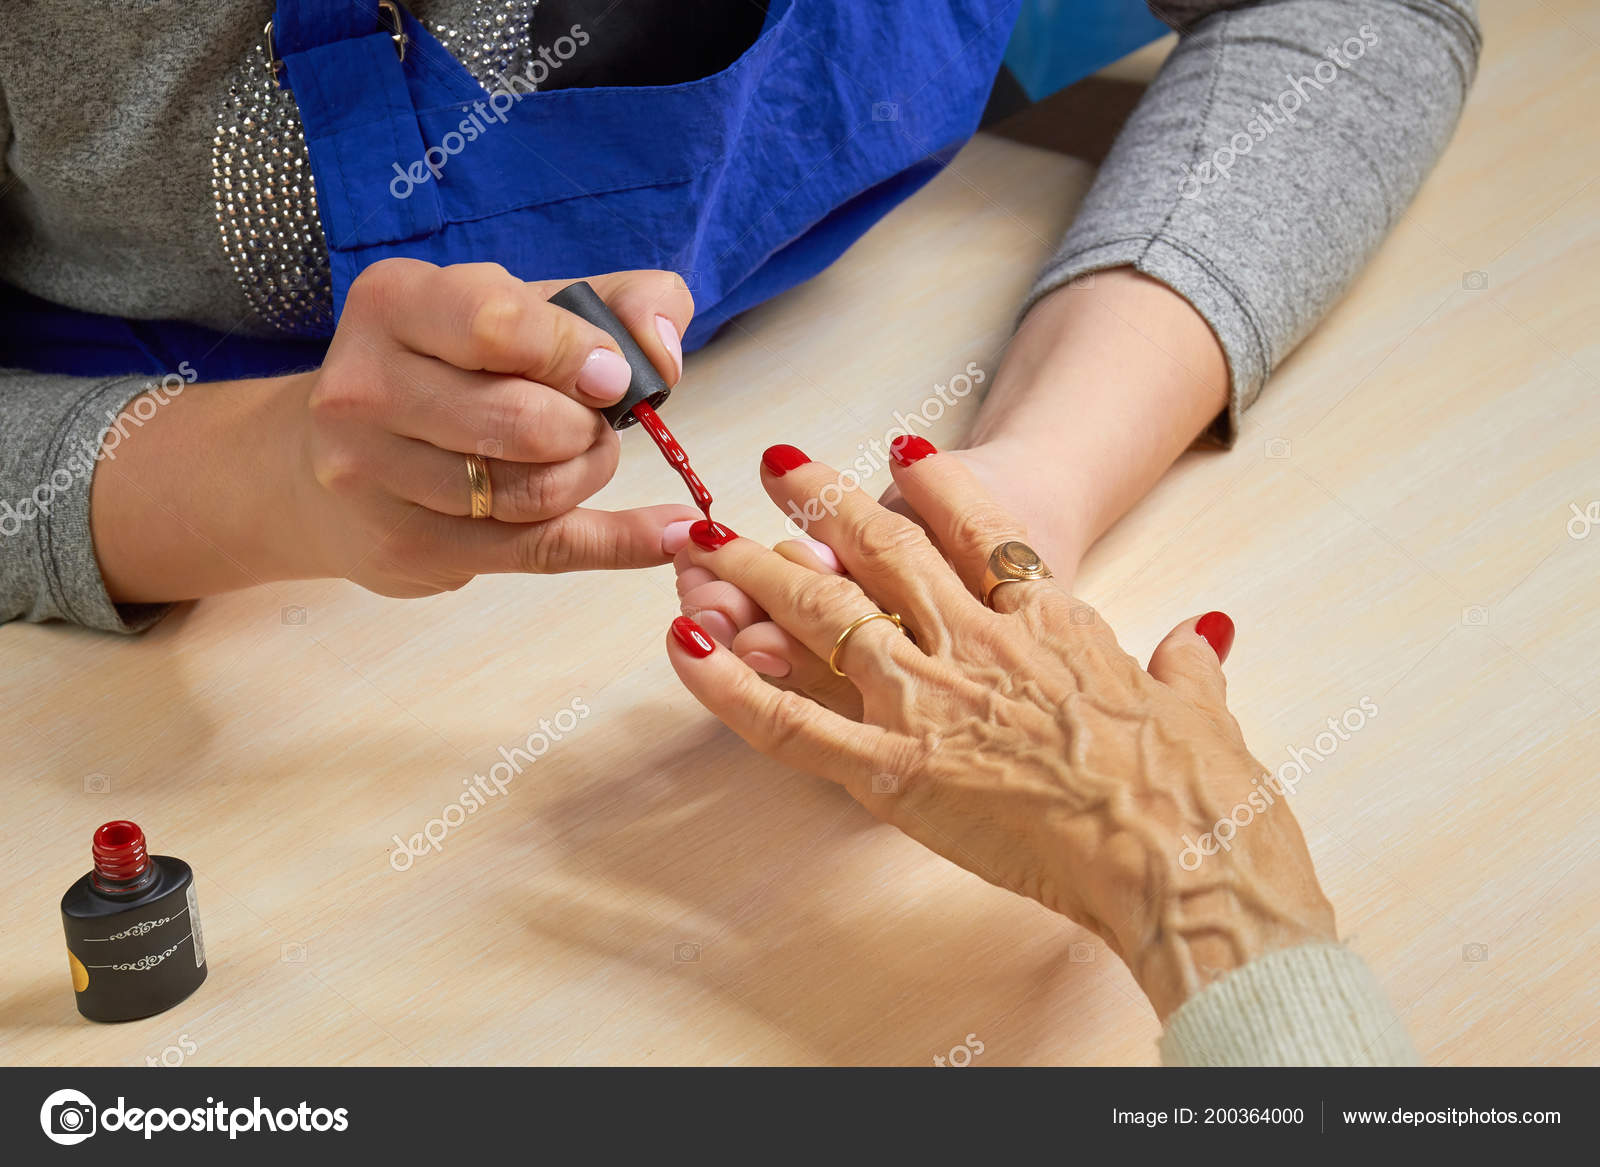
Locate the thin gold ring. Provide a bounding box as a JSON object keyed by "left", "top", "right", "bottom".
{"left": 465, "top": 453, "right": 493, "bottom": 519}
{"left": 828, "top": 610, "right": 906, "bottom": 678}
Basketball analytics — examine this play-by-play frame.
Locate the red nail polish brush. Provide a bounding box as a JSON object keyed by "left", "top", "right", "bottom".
{"left": 548, "top": 281, "right": 713, "bottom": 519}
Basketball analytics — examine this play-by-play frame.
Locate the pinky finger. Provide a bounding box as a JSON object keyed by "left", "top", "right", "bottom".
{"left": 666, "top": 617, "right": 908, "bottom": 791}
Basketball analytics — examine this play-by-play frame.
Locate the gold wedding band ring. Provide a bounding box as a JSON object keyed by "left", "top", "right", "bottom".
{"left": 981, "top": 539, "right": 1053, "bottom": 607}
{"left": 828, "top": 610, "right": 909, "bottom": 678}
{"left": 465, "top": 453, "right": 493, "bottom": 519}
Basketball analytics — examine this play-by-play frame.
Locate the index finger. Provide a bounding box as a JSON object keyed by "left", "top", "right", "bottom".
{"left": 346, "top": 259, "right": 643, "bottom": 408}
{"left": 665, "top": 617, "right": 914, "bottom": 798}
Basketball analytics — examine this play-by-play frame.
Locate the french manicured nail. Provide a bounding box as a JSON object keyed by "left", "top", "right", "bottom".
{"left": 890, "top": 435, "right": 937, "bottom": 467}
{"left": 690, "top": 608, "right": 738, "bottom": 645}
{"left": 689, "top": 519, "right": 737, "bottom": 550}
{"left": 654, "top": 315, "right": 683, "bottom": 381}
{"left": 662, "top": 519, "right": 696, "bottom": 554}
{"left": 743, "top": 651, "right": 792, "bottom": 678}
{"left": 670, "top": 616, "right": 716, "bottom": 658}
{"left": 762, "top": 444, "right": 810, "bottom": 477}
{"left": 800, "top": 540, "right": 842, "bottom": 572}
{"left": 577, "top": 347, "right": 632, "bottom": 403}
{"left": 1195, "top": 611, "right": 1236, "bottom": 664}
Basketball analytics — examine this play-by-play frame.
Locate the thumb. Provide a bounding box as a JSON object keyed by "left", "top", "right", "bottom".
{"left": 1148, "top": 611, "right": 1234, "bottom": 717}
{"left": 515, "top": 503, "right": 702, "bottom": 572}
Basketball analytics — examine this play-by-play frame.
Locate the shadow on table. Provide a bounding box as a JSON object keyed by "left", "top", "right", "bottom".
{"left": 509, "top": 686, "right": 1140, "bottom": 1065}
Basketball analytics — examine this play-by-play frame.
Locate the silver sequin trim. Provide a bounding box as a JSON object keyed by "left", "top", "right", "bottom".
{"left": 212, "top": 36, "right": 334, "bottom": 337}
{"left": 211, "top": 2, "right": 541, "bottom": 335}
{"left": 432, "top": 0, "right": 542, "bottom": 82}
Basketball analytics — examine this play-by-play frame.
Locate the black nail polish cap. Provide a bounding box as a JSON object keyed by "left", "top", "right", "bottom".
{"left": 547, "top": 280, "right": 671, "bottom": 430}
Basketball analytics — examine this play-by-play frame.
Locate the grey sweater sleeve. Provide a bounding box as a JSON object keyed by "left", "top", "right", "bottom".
{"left": 0, "top": 76, "right": 167, "bottom": 634}
{"left": 0, "top": 369, "right": 172, "bottom": 632}
{"left": 1025, "top": 0, "right": 1482, "bottom": 444}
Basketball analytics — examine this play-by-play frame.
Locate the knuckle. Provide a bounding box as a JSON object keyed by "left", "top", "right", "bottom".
{"left": 311, "top": 446, "right": 364, "bottom": 496}
{"left": 849, "top": 509, "right": 928, "bottom": 572}
{"left": 543, "top": 311, "right": 593, "bottom": 384}
{"left": 788, "top": 572, "right": 860, "bottom": 629}
{"left": 950, "top": 503, "right": 1023, "bottom": 553}
{"left": 487, "top": 388, "right": 548, "bottom": 460}
{"left": 306, "top": 372, "right": 361, "bottom": 423}
{"left": 516, "top": 520, "right": 584, "bottom": 574}
{"left": 504, "top": 464, "right": 564, "bottom": 520}
{"left": 467, "top": 292, "right": 528, "bottom": 363}
{"left": 347, "top": 257, "right": 420, "bottom": 318}
{"left": 764, "top": 688, "right": 817, "bottom": 753}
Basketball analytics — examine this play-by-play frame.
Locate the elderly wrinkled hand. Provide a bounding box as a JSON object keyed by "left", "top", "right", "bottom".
{"left": 663, "top": 439, "right": 1336, "bottom": 1020}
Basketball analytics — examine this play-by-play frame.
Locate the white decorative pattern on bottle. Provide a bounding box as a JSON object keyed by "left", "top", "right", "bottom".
{"left": 82, "top": 908, "right": 189, "bottom": 942}
{"left": 89, "top": 936, "right": 190, "bottom": 973}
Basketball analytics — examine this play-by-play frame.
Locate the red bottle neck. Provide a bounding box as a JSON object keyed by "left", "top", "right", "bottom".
{"left": 92, "top": 820, "right": 154, "bottom": 893}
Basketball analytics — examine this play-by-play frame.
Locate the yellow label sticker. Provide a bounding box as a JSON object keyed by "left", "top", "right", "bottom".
{"left": 68, "top": 949, "right": 89, "bottom": 993}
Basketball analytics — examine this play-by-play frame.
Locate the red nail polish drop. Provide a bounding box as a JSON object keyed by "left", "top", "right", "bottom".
{"left": 630, "top": 401, "right": 713, "bottom": 520}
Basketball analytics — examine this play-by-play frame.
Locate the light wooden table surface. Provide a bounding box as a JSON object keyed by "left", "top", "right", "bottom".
{"left": 3, "top": 0, "right": 1596, "bottom": 1066}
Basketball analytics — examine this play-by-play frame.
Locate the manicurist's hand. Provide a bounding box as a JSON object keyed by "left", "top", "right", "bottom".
{"left": 664, "top": 440, "right": 1337, "bottom": 1021}
{"left": 93, "top": 261, "right": 699, "bottom": 602}
{"left": 293, "top": 260, "right": 698, "bottom": 595}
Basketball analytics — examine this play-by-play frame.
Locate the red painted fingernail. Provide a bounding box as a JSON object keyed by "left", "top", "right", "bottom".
{"left": 1195, "top": 611, "right": 1235, "bottom": 663}
{"left": 890, "top": 435, "right": 937, "bottom": 467}
{"left": 689, "top": 519, "right": 737, "bottom": 550}
{"left": 670, "top": 616, "right": 716, "bottom": 658}
{"left": 761, "top": 444, "right": 810, "bottom": 477}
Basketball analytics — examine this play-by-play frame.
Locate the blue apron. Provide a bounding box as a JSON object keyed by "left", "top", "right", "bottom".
{"left": 3, "top": 0, "right": 1020, "bottom": 381}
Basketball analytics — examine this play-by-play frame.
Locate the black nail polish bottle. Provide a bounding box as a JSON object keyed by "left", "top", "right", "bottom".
{"left": 60, "top": 821, "right": 208, "bottom": 1022}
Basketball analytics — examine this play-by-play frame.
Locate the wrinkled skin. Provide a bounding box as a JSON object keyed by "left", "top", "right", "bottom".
{"left": 666, "top": 448, "right": 1335, "bottom": 1020}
